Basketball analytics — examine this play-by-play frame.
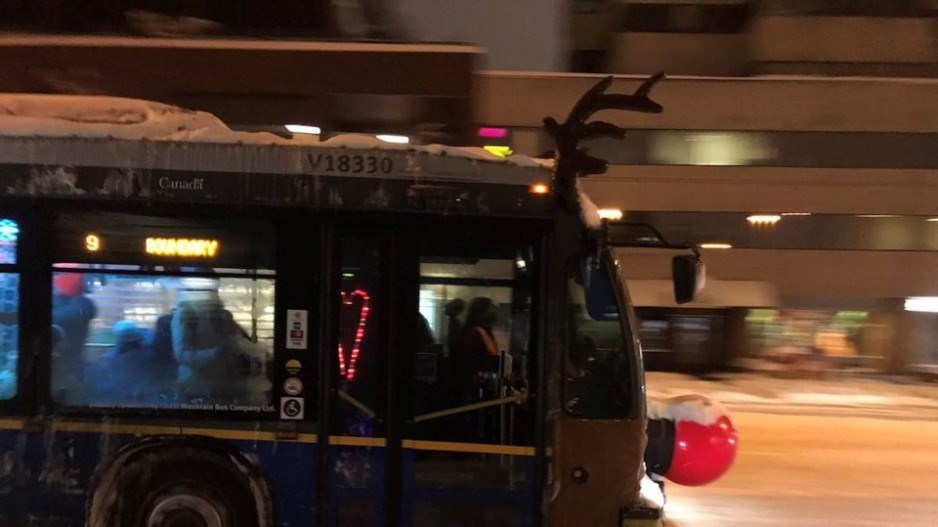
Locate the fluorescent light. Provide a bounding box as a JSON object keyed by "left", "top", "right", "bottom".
{"left": 746, "top": 214, "right": 781, "bottom": 225}
{"left": 478, "top": 127, "right": 508, "bottom": 138}
{"left": 781, "top": 212, "right": 812, "bottom": 216}
{"left": 856, "top": 214, "right": 899, "bottom": 218}
{"left": 927, "top": 218, "right": 938, "bottom": 222}
{"left": 376, "top": 134, "right": 409, "bottom": 144}
{"left": 905, "top": 297, "right": 938, "bottom": 313}
{"left": 597, "top": 209, "right": 624, "bottom": 221}
{"left": 285, "top": 124, "right": 321, "bottom": 135}
{"left": 700, "top": 243, "right": 732, "bottom": 249}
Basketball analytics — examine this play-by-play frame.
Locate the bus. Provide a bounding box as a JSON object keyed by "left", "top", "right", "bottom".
{"left": 0, "top": 77, "right": 734, "bottom": 527}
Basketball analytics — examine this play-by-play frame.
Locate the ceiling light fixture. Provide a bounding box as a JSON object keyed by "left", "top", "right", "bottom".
{"left": 746, "top": 214, "right": 781, "bottom": 225}
{"left": 376, "top": 134, "right": 410, "bottom": 144}
{"left": 285, "top": 124, "right": 322, "bottom": 135}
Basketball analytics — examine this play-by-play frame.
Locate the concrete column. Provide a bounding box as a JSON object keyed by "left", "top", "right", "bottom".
{"left": 863, "top": 310, "right": 938, "bottom": 374}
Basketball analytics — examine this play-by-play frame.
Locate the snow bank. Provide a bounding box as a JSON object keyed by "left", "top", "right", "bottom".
{"left": 647, "top": 394, "right": 730, "bottom": 426}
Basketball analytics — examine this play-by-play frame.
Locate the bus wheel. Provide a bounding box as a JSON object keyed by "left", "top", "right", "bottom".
{"left": 107, "top": 450, "right": 259, "bottom": 527}
{"left": 143, "top": 482, "right": 229, "bottom": 527}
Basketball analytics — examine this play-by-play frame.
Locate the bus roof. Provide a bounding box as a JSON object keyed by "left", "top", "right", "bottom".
{"left": 0, "top": 93, "right": 553, "bottom": 217}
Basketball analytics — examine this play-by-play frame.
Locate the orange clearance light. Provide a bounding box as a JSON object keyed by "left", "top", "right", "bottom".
{"left": 85, "top": 234, "right": 101, "bottom": 252}
{"left": 145, "top": 237, "right": 219, "bottom": 258}
{"left": 530, "top": 183, "right": 550, "bottom": 195}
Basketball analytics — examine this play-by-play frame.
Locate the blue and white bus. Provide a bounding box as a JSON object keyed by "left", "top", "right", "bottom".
{"left": 0, "top": 77, "right": 733, "bottom": 527}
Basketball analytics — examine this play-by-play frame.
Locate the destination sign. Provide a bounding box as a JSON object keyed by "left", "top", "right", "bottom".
{"left": 145, "top": 237, "right": 220, "bottom": 258}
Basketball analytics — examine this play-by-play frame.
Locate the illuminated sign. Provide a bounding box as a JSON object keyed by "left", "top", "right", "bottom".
{"left": 85, "top": 234, "right": 101, "bottom": 252}
{"left": 145, "top": 237, "right": 219, "bottom": 258}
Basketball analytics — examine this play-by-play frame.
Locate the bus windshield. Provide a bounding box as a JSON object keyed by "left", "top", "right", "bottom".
{"left": 563, "top": 253, "right": 640, "bottom": 420}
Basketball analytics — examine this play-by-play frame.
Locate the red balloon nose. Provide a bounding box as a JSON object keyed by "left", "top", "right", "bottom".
{"left": 666, "top": 414, "right": 738, "bottom": 486}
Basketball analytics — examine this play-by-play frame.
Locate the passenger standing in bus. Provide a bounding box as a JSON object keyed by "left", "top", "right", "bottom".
{"left": 51, "top": 272, "right": 96, "bottom": 404}
{"left": 454, "top": 297, "right": 501, "bottom": 441}
{"left": 457, "top": 297, "right": 500, "bottom": 382}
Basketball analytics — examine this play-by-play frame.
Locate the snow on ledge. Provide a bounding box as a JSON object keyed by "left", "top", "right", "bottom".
{"left": 0, "top": 93, "right": 549, "bottom": 168}
{"left": 0, "top": 93, "right": 289, "bottom": 144}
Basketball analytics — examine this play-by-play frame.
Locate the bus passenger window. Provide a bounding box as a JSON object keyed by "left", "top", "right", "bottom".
{"left": 50, "top": 266, "right": 276, "bottom": 412}
{"left": 0, "top": 274, "right": 19, "bottom": 400}
{"left": 0, "top": 218, "right": 20, "bottom": 400}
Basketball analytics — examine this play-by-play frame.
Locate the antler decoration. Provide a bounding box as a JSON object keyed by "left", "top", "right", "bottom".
{"left": 544, "top": 72, "right": 665, "bottom": 213}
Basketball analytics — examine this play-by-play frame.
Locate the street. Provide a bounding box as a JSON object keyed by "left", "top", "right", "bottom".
{"left": 664, "top": 411, "right": 938, "bottom": 527}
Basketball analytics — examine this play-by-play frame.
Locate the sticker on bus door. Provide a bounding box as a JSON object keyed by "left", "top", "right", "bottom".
{"left": 286, "top": 309, "right": 308, "bottom": 349}
{"left": 280, "top": 397, "right": 305, "bottom": 420}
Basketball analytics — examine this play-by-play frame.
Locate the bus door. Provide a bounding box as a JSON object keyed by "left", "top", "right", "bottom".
{"left": 325, "top": 233, "right": 395, "bottom": 527}
{"left": 325, "top": 227, "right": 541, "bottom": 527}
{"left": 402, "top": 234, "right": 539, "bottom": 527}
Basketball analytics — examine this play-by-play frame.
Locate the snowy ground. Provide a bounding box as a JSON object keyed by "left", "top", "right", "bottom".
{"left": 662, "top": 411, "right": 938, "bottom": 527}
{"left": 646, "top": 371, "right": 938, "bottom": 419}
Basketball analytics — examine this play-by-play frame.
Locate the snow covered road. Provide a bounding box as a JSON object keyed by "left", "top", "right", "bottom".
{"left": 664, "top": 411, "right": 938, "bottom": 527}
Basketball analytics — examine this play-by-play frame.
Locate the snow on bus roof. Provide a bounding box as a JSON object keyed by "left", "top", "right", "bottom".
{"left": 0, "top": 93, "right": 548, "bottom": 168}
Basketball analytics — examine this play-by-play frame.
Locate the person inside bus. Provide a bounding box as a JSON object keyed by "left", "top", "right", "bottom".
{"left": 453, "top": 297, "right": 502, "bottom": 441}
{"left": 51, "top": 272, "right": 97, "bottom": 404}
{"left": 171, "top": 278, "right": 270, "bottom": 406}
{"left": 92, "top": 319, "right": 157, "bottom": 404}
{"left": 443, "top": 298, "right": 465, "bottom": 358}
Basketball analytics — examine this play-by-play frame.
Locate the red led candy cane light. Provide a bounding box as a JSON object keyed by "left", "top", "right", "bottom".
{"left": 338, "top": 289, "right": 371, "bottom": 381}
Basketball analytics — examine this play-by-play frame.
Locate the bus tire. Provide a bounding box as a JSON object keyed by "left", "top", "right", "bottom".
{"left": 103, "top": 449, "right": 259, "bottom": 527}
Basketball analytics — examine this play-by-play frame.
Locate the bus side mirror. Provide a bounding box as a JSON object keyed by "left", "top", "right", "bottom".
{"left": 672, "top": 255, "right": 705, "bottom": 304}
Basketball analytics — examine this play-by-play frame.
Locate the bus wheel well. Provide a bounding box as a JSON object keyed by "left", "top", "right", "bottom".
{"left": 86, "top": 436, "right": 273, "bottom": 527}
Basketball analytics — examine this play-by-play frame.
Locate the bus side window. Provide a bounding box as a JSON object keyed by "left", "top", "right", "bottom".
{"left": 0, "top": 218, "right": 21, "bottom": 401}
{"left": 50, "top": 269, "right": 276, "bottom": 412}
{"left": 0, "top": 273, "right": 19, "bottom": 401}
